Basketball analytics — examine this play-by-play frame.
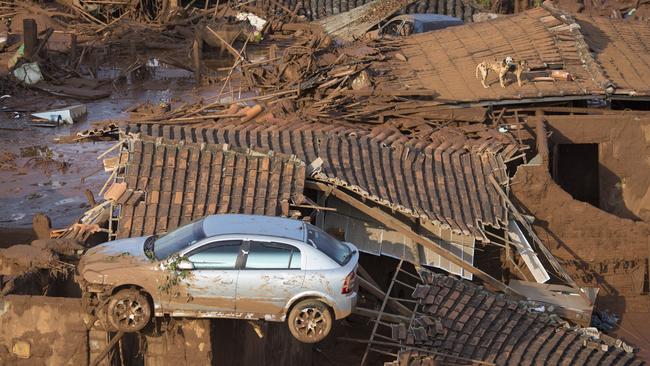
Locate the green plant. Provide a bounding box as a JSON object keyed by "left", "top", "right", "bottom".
{"left": 475, "top": 0, "right": 492, "bottom": 9}
{"left": 158, "top": 254, "right": 193, "bottom": 297}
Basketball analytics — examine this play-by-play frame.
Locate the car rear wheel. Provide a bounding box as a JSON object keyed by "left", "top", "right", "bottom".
{"left": 107, "top": 288, "right": 151, "bottom": 332}
{"left": 287, "top": 299, "right": 332, "bottom": 343}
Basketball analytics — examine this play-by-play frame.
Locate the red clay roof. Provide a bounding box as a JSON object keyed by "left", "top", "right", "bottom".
{"left": 373, "top": 7, "right": 607, "bottom": 103}
{"left": 577, "top": 15, "right": 650, "bottom": 97}
{"left": 116, "top": 137, "right": 305, "bottom": 238}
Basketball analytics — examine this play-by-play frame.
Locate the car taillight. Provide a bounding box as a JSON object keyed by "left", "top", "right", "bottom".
{"left": 341, "top": 270, "right": 356, "bottom": 294}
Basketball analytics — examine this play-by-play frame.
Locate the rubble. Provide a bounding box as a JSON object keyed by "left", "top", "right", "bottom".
{"left": 32, "top": 104, "right": 87, "bottom": 125}
{"left": 0, "top": 0, "right": 649, "bottom": 364}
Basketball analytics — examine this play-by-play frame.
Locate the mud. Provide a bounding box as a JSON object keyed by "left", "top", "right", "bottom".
{"left": 545, "top": 114, "right": 650, "bottom": 222}
{"left": 0, "top": 244, "right": 57, "bottom": 276}
{"left": 511, "top": 163, "right": 650, "bottom": 351}
{"left": 0, "top": 295, "right": 87, "bottom": 365}
{"left": 512, "top": 164, "right": 650, "bottom": 308}
{"left": 31, "top": 238, "right": 84, "bottom": 256}
{"left": 0, "top": 64, "right": 207, "bottom": 229}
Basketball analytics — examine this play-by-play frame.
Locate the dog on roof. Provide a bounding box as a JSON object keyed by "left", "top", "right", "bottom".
{"left": 475, "top": 56, "right": 518, "bottom": 88}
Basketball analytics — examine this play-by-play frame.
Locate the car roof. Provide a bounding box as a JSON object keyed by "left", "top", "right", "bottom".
{"left": 389, "top": 14, "right": 463, "bottom": 23}
{"left": 201, "top": 214, "right": 305, "bottom": 241}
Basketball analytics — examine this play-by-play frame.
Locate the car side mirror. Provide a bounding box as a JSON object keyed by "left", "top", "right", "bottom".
{"left": 177, "top": 260, "right": 194, "bottom": 270}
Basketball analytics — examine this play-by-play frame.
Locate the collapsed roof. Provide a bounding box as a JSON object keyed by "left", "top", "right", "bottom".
{"left": 114, "top": 137, "right": 306, "bottom": 239}
{"left": 339, "top": 4, "right": 650, "bottom": 105}
{"left": 126, "top": 121, "right": 512, "bottom": 241}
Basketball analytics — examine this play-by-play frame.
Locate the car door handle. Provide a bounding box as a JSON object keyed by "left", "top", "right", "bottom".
{"left": 220, "top": 280, "right": 234, "bottom": 284}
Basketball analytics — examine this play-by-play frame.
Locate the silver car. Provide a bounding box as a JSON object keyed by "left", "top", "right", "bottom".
{"left": 78, "top": 214, "right": 359, "bottom": 343}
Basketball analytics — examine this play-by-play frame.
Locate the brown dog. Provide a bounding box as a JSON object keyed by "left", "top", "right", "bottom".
{"left": 512, "top": 60, "right": 529, "bottom": 87}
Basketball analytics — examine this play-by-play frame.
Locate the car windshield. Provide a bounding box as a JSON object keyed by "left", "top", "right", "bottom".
{"left": 306, "top": 227, "right": 353, "bottom": 265}
{"left": 152, "top": 219, "right": 206, "bottom": 260}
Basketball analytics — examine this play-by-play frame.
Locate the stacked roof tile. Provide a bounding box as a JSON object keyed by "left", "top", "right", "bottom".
{"left": 115, "top": 137, "right": 305, "bottom": 239}
{"left": 577, "top": 16, "right": 650, "bottom": 97}
{"left": 126, "top": 122, "right": 509, "bottom": 240}
{"left": 388, "top": 272, "right": 642, "bottom": 366}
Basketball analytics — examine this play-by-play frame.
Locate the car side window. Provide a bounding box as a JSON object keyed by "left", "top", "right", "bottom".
{"left": 245, "top": 241, "right": 301, "bottom": 270}
{"left": 187, "top": 240, "right": 241, "bottom": 269}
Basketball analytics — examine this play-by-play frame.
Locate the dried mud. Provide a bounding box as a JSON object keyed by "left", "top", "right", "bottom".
{"left": 0, "top": 244, "right": 57, "bottom": 276}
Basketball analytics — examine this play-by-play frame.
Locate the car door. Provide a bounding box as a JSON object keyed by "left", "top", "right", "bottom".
{"left": 235, "top": 240, "right": 305, "bottom": 318}
{"left": 167, "top": 240, "right": 243, "bottom": 317}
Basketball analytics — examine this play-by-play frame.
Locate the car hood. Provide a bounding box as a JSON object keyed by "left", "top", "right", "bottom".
{"left": 79, "top": 236, "right": 154, "bottom": 283}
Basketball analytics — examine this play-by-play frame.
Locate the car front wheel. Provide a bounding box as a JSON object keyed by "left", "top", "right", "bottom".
{"left": 107, "top": 288, "right": 152, "bottom": 332}
{"left": 287, "top": 299, "right": 333, "bottom": 343}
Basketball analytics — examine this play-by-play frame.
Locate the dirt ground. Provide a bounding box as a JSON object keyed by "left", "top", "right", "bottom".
{"left": 0, "top": 64, "right": 223, "bottom": 229}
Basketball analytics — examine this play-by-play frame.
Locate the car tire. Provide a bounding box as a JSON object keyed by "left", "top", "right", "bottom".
{"left": 107, "top": 288, "right": 152, "bottom": 332}
{"left": 287, "top": 299, "right": 333, "bottom": 343}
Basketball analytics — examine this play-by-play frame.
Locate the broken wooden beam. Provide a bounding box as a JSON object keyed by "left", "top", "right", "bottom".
{"left": 90, "top": 331, "right": 124, "bottom": 366}
{"left": 353, "top": 307, "right": 411, "bottom": 324}
{"left": 305, "top": 180, "right": 524, "bottom": 299}
{"left": 488, "top": 174, "right": 593, "bottom": 305}
{"left": 357, "top": 266, "right": 413, "bottom": 317}
{"left": 23, "top": 19, "right": 38, "bottom": 59}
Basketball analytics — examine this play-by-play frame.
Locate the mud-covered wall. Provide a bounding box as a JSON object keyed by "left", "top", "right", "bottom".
{"left": 545, "top": 115, "right": 650, "bottom": 222}
{"left": 212, "top": 319, "right": 312, "bottom": 365}
{"left": 0, "top": 295, "right": 88, "bottom": 365}
{"left": 145, "top": 319, "right": 212, "bottom": 366}
{"left": 511, "top": 163, "right": 650, "bottom": 312}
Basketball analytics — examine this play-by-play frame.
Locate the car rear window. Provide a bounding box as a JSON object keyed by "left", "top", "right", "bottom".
{"left": 306, "top": 227, "right": 352, "bottom": 266}
{"left": 245, "top": 242, "right": 301, "bottom": 269}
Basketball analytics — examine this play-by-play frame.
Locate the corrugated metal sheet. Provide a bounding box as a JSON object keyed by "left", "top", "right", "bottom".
{"left": 115, "top": 137, "right": 305, "bottom": 239}
{"left": 126, "top": 122, "right": 509, "bottom": 241}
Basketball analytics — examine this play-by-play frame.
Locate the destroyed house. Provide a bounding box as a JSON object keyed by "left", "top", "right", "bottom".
{"left": 370, "top": 5, "right": 650, "bottom": 106}
{"left": 121, "top": 121, "right": 524, "bottom": 279}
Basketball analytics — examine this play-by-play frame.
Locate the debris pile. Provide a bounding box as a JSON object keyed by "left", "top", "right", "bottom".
{"left": 384, "top": 272, "right": 641, "bottom": 366}
{"left": 0, "top": 0, "right": 649, "bottom": 364}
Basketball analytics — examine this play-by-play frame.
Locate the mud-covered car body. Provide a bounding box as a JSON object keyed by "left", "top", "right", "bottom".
{"left": 78, "top": 214, "right": 359, "bottom": 322}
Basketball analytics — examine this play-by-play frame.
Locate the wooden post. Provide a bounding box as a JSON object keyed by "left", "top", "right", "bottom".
{"left": 23, "top": 19, "right": 38, "bottom": 59}
{"left": 192, "top": 31, "right": 203, "bottom": 84}
{"left": 69, "top": 33, "right": 78, "bottom": 66}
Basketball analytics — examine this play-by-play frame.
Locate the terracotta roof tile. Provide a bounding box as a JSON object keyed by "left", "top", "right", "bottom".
{"left": 115, "top": 137, "right": 305, "bottom": 238}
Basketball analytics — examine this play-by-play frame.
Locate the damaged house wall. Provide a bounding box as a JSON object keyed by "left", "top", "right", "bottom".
{"left": 319, "top": 195, "right": 476, "bottom": 279}
{"left": 0, "top": 296, "right": 87, "bottom": 365}
{"left": 212, "top": 319, "right": 311, "bottom": 366}
{"left": 511, "top": 161, "right": 650, "bottom": 313}
{"left": 145, "top": 319, "right": 212, "bottom": 366}
{"left": 544, "top": 114, "right": 650, "bottom": 222}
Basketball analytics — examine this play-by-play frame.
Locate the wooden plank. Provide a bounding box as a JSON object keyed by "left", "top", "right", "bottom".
{"left": 306, "top": 180, "right": 523, "bottom": 299}
{"left": 487, "top": 175, "right": 592, "bottom": 305}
